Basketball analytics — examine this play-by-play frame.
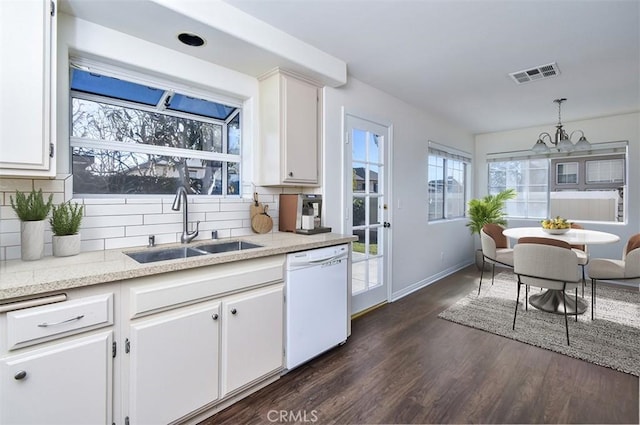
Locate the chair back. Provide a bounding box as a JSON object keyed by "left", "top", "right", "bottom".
{"left": 514, "top": 237, "right": 580, "bottom": 290}
{"left": 482, "top": 223, "right": 508, "bottom": 248}
{"left": 569, "top": 223, "right": 586, "bottom": 252}
{"left": 623, "top": 233, "right": 640, "bottom": 277}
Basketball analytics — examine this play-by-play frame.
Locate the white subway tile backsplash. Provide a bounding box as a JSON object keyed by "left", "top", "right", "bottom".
{"left": 85, "top": 203, "right": 162, "bottom": 216}
{"left": 126, "top": 223, "right": 183, "bottom": 237}
{"left": 0, "top": 206, "right": 17, "bottom": 220}
{"left": 143, "top": 212, "right": 182, "bottom": 225}
{"left": 231, "top": 228, "right": 255, "bottom": 237}
{"left": 198, "top": 220, "right": 244, "bottom": 231}
{"left": 205, "top": 211, "right": 250, "bottom": 221}
{"left": 82, "top": 215, "right": 144, "bottom": 228}
{"left": 81, "top": 198, "right": 127, "bottom": 205}
{"left": 189, "top": 203, "right": 221, "bottom": 213}
{"left": 105, "top": 235, "right": 150, "bottom": 250}
{"left": 0, "top": 176, "right": 291, "bottom": 260}
{"left": 0, "top": 232, "right": 20, "bottom": 247}
{"left": 6, "top": 246, "right": 21, "bottom": 260}
{"left": 80, "top": 227, "right": 125, "bottom": 240}
{"left": 0, "top": 179, "right": 33, "bottom": 193}
{"left": 126, "top": 197, "right": 166, "bottom": 204}
{"left": 80, "top": 239, "right": 105, "bottom": 252}
{"left": 0, "top": 218, "right": 20, "bottom": 233}
{"left": 34, "top": 179, "right": 64, "bottom": 193}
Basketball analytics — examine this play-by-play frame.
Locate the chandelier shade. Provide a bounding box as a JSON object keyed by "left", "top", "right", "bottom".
{"left": 531, "top": 98, "right": 591, "bottom": 153}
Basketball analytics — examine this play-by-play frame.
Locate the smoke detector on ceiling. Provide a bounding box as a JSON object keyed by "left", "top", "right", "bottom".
{"left": 509, "top": 62, "right": 560, "bottom": 84}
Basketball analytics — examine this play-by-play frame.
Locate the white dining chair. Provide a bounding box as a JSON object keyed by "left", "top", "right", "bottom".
{"left": 513, "top": 237, "right": 581, "bottom": 345}
{"left": 588, "top": 233, "right": 640, "bottom": 320}
{"left": 479, "top": 223, "right": 513, "bottom": 295}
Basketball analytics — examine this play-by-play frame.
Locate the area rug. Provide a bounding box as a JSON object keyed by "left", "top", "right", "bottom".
{"left": 438, "top": 272, "right": 640, "bottom": 376}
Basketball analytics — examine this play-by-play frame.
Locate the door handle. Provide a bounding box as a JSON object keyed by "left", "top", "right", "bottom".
{"left": 383, "top": 222, "right": 391, "bottom": 228}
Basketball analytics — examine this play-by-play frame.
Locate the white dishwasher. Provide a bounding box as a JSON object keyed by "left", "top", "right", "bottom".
{"left": 285, "top": 244, "right": 349, "bottom": 371}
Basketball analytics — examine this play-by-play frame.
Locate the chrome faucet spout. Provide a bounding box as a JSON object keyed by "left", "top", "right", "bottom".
{"left": 172, "top": 186, "right": 199, "bottom": 244}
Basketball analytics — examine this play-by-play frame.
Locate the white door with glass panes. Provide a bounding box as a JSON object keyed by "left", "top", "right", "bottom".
{"left": 345, "top": 114, "right": 390, "bottom": 314}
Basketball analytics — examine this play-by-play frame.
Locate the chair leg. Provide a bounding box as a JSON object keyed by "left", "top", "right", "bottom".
{"left": 491, "top": 263, "right": 496, "bottom": 286}
{"left": 478, "top": 257, "right": 485, "bottom": 295}
{"left": 525, "top": 284, "right": 529, "bottom": 311}
{"left": 591, "top": 278, "right": 596, "bottom": 320}
{"left": 562, "top": 284, "right": 570, "bottom": 346}
{"left": 581, "top": 265, "right": 586, "bottom": 298}
{"left": 575, "top": 288, "right": 578, "bottom": 322}
{"left": 513, "top": 278, "right": 521, "bottom": 330}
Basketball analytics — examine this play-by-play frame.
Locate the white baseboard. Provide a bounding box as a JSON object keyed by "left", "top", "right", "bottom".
{"left": 391, "top": 260, "right": 474, "bottom": 302}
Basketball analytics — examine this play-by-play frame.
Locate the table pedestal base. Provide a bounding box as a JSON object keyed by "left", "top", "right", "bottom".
{"left": 529, "top": 289, "right": 587, "bottom": 315}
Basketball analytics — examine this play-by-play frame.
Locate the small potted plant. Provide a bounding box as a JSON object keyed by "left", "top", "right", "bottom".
{"left": 10, "top": 189, "right": 54, "bottom": 261}
{"left": 466, "top": 188, "right": 516, "bottom": 269}
{"left": 49, "top": 201, "right": 84, "bottom": 257}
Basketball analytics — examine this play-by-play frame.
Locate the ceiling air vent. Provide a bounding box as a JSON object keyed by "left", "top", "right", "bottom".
{"left": 509, "top": 62, "right": 560, "bottom": 84}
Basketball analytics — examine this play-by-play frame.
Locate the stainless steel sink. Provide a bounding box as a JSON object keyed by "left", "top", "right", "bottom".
{"left": 195, "top": 241, "right": 262, "bottom": 254}
{"left": 125, "top": 247, "right": 207, "bottom": 263}
{"left": 125, "top": 241, "right": 263, "bottom": 263}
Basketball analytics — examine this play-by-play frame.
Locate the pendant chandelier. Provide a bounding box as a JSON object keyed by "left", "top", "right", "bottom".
{"left": 531, "top": 98, "right": 591, "bottom": 153}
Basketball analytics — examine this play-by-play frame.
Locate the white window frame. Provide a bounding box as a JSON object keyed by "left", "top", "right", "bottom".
{"left": 427, "top": 141, "right": 471, "bottom": 222}
{"left": 69, "top": 57, "right": 243, "bottom": 197}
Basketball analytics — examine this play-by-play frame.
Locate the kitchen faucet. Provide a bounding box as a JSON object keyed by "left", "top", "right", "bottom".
{"left": 172, "top": 186, "right": 199, "bottom": 244}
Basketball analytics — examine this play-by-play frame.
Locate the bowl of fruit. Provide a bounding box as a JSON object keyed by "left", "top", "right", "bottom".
{"left": 541, "top": 216, "right": 572, "bottom": 234}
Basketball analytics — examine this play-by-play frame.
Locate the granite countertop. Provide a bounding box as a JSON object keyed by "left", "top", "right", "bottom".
{"left": 0, "top": 232, "right": 356, "bottom": 302}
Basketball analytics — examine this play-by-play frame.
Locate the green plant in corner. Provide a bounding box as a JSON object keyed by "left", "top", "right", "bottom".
{"left": 466, "top": 188, "right": 517, "bottom": 235}
{"left": 10, "top": 189, "right": 54, "bottom": 221}
{"left": 49, "top": 202, "right": 84, "bottom": 236}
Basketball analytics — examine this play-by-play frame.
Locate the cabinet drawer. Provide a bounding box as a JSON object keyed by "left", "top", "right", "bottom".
{"left": 6, "top": 293, "right": 114, "bottom": 350}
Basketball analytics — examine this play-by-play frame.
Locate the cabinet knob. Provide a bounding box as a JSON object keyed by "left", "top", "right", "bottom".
{"left": 14, "top": 371, "right": 27, "bottom": 380}
{"left": 288, "top": 172, "right": 293, "bottom": 177}
{"left": 231, "top": 308, "right": 237, "bottom": 315}
{"left": 211, "top": 313, "right": 219, "bottom": 321}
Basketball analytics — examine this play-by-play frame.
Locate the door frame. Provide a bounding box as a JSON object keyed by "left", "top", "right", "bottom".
{"left": 342, "top": 109, "right": 393, "bottom": 315}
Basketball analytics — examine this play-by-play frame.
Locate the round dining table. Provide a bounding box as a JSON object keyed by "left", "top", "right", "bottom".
{"left": 502, "top": 227, "right": 620, "bottom": 315}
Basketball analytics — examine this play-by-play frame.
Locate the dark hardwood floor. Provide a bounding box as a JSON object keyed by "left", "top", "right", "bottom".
{"left": 201, "top": 265, "right": 639, "bottom": 425}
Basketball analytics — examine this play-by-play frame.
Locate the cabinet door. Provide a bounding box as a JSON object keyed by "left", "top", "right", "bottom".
{"left": 282, "top": 75, "right": 318, "bottom": 184}
{"left": 221, "top": 285, "right": 283, "bottom": 396}
{"left": 0, "top": 331, "right": 113, "bottom": 425}
{"left": 128, "top": 302, "right": 220, "bottom": 425}
{"left": 0, "top": 0, "right": 56, "bottom": 176}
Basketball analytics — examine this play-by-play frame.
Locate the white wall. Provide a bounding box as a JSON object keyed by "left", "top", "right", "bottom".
{"left": 323, "top": 78, "right": 475, "bottom": 300}
{"left": 475, "top": 112, "right": 640, "bottom": 259}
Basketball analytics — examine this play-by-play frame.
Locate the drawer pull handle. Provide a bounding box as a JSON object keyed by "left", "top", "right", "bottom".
{"left": 37, "top": 315, "right": 85, "bottom": 328}
{"left": 14, "top": 370, "right": 27, "bottom": 380}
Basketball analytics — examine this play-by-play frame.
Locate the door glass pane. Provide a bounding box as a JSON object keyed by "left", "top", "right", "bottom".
{"left": 369, "top": 257, "right": 381, "bottom": 288}
{"left": 368, "top": 228, "right": 379, "bottom": 255}
{"left": 369, "top": 133, "right": 380, "bottom": 164}
{"left": 370, "top": 164, "right": 380, "bottom": 194}
{"left": 352, "top": 165, "right": 366, "bottom": 193}
{"left": 352, "top": 129, "right": 366, "bottom": 161}
{"left": 369, "top": 197, "right": 380, "bottom": 225}
{"left": 353, "top": 198, "right": 366, "bottom": 226}
{"left": 352, "top": 261, "right": 367, "bottom": 294}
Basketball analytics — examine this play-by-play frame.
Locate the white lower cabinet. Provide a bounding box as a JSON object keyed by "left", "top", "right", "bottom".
{"left": 221, "top": 285, "right": 284, "bottom": 396}
{"left": 123, "top": 257, "right": 286, "bottom": 424}
{"left": 128, "top": 302, "right": 221, "bottom": 425}
{"left": 0, "top": 331, "right": 113, "bottom": 425}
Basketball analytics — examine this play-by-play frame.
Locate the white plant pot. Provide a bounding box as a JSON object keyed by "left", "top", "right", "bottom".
{"left": 21, "top": 220, "right": 45, "bottom": 261}
{"left": 52, "top": 234, "right": 81, "bottom": 257}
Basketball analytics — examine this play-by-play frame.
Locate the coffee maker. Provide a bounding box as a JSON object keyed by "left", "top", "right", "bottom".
{"left": 279, "top": 194, "right": 332, "bottom": 234}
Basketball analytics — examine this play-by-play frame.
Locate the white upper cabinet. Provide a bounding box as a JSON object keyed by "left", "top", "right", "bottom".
{"left": 0, "top": 0, "right": 56, "bottom": 176}
{"left": 258, "top": 69, "right": 320, "bottom": 186}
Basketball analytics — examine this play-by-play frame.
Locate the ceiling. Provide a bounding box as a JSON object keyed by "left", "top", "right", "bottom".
{"left": 60, "top": 0, "right": 640, "bottom": 135}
